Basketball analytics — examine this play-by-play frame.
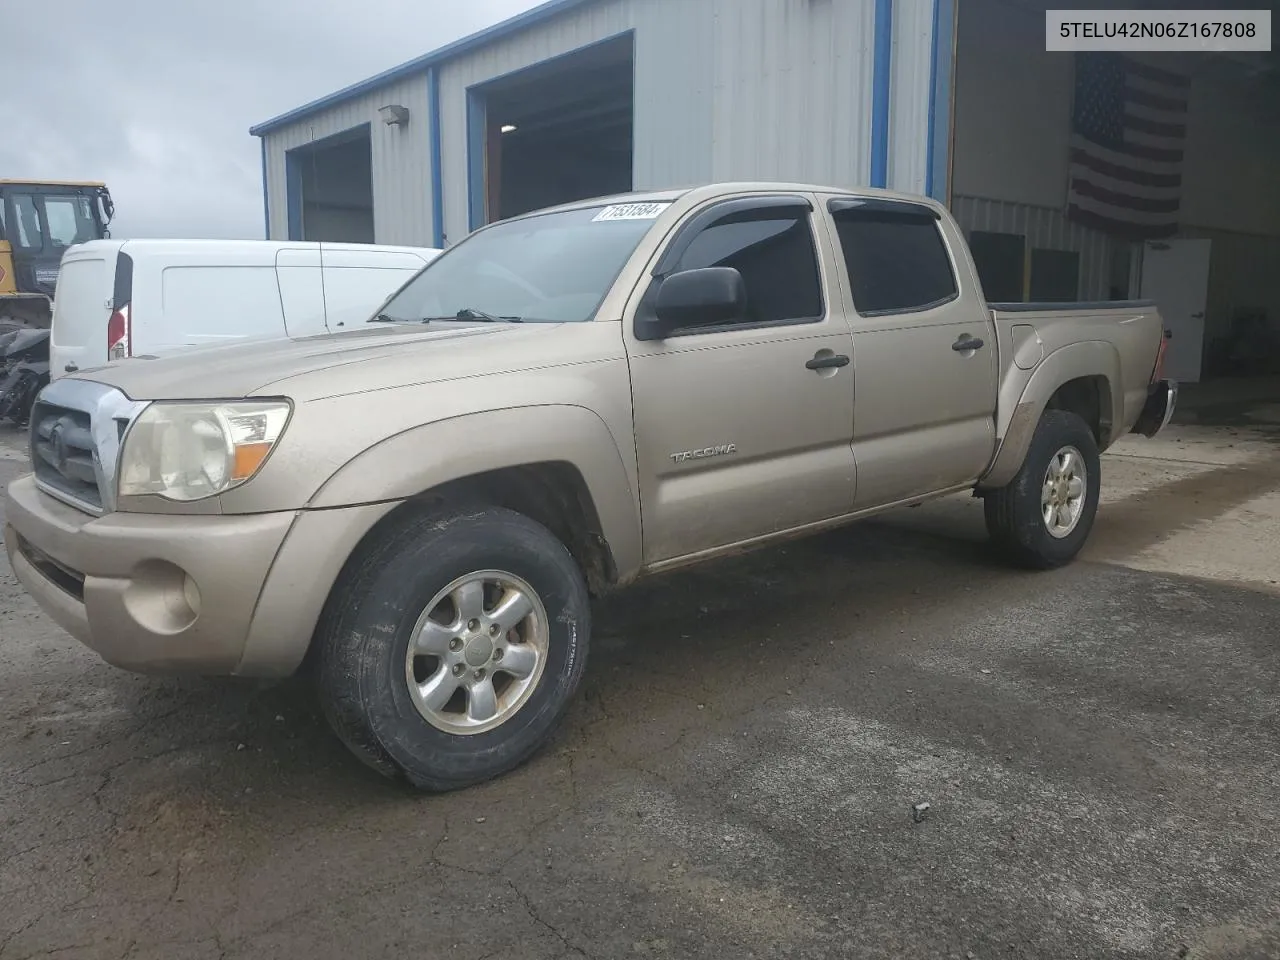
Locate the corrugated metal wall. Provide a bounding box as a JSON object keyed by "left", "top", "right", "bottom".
{"left": 436, "top": 0, "right": 717, "bottom": 246}
{"left": 707, "top": 0, "right": 876, "bottom": 189}
{"left": 262, "top": 0, "right": 943, "bottom": 246}
{"left": 888, "top": 0, "right": 935, "bottom": 197}
{"left": 950, "top": 194, "right": 1115, "bottom": 301}
{"left": 262, "top": 73, "right": 433, "bottom": 246}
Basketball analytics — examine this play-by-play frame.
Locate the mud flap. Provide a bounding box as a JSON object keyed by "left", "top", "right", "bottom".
{"left": 1130, "top": 380, "right": 1178, "bottom": 438}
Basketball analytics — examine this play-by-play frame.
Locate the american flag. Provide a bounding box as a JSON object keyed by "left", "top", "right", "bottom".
{"left": 1066, "top": 52, "right": 1188, "bottom": 240}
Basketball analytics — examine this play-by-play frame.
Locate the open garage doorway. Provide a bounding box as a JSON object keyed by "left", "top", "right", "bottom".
{"left": 469, "top": 34, "right": 634, "bottom": 228}
{"left": 948, "top": 0, "right": 1280, "bottom": 400}
{"left": 287, "top": 126, "right": 375, "bottom": 243}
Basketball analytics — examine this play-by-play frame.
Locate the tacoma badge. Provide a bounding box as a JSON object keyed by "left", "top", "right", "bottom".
{"left": 670, "top": 443, "right": 738, "bottom": 465}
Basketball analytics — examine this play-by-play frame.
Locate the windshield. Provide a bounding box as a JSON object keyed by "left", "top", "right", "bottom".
{"left": 373, "top": 202, "right": 670, "bottom": 324}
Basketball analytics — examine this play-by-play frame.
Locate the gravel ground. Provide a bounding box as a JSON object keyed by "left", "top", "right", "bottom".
{"left": 1, "top": 420, "right": 1278, "bottom": 960}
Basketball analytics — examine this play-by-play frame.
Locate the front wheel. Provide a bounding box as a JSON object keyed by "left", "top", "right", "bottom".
{"left": 314, "top": 504, "right": 591, "bottom": 791}
{"left": 983, "top": 409, "right": 1102, "bottom": 570}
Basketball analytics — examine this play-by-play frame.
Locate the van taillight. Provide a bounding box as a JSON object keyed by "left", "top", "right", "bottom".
{"left": 1152, "top": 329, "right": 1172, "bottom": 383}
{"left": 107, "top": 304, "right": 131, "bottom": 360}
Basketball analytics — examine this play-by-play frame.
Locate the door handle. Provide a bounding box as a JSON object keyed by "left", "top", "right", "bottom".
{"left": 952, "top": 335, "right": 985, "bottom": 352}
{"left": 64, "top": 363, "right": 78, "bottom": 373}
{"left": 806, "top": 354, "right": 850, "bottom": 371}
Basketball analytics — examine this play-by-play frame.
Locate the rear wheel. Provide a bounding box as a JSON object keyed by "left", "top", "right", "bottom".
{"left": 314, "top": 504, "right": 591, "bottom": 791}
{"left": 983, "top": 409, "right": 1101, "bottom": 569}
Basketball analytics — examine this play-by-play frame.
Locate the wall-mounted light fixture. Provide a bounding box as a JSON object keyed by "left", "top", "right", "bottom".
{"left": 379, "top": 104, "right": 411, "bottom": 127}
{"left": 500, "top": 124, "right": 518, "bottom": 134}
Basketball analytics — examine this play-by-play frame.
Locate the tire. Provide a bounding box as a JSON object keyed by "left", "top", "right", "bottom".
{"left": 983, "top": 409, "right": 1101, "bottom": 570}
{"left": 314, "top": 504, "right": 591, "bottom": 791}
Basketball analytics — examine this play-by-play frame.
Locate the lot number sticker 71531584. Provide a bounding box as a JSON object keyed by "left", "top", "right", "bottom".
{"left": 592, "top": 202, "right": 672, "bottom": 222}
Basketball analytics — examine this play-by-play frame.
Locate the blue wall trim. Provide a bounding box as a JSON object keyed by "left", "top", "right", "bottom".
{"left": 925, "top": 0, "right": 955, "bottom": 201}
{"left": 260, "top": 138, "right": 270, "bottom": 239}
{"left": 427, "top": 67, "right": 446, "bottom": 247}
{"left": 466, "top": 90, "right": 487, "bottom": 233}
{"left": 870, "top": 0, "right": 893, "bottom": 189}
{"left": 249, "top": 0, "right": 599, "bottom": 137}
{"left": 285, "top": 150, "right": 303, "bottom": 241}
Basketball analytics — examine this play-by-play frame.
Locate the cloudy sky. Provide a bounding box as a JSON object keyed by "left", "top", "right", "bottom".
{"left": 4, "top": 0, "right": 540, "bottom": 239}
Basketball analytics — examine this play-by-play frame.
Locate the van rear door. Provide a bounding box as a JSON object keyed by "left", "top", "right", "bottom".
{"left": 50, "top": 244, "right": 117, "bottom": 379}
{"left": 316, "top": 246, "right": 435, "bottom": 330}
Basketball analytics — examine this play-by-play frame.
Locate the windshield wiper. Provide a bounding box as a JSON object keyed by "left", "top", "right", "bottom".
{"left": 450, "top": 308, "right": 524, "bottom": 323}
{"left": 369, "top": 313, "right": 402, "bottom": 323}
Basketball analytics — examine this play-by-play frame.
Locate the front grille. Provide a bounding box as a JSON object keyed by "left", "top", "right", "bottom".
{"left": 30, "top": 401, "right": 102, "bottom": 512}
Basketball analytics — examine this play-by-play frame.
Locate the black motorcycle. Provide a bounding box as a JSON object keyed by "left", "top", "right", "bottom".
{"left": 0, "top": 327, "right": 51, "bottom": 427}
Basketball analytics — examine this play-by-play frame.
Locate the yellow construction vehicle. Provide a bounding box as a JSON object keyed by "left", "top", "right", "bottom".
{"left": 0, "top": 180, "right": 114, "bottom": 331}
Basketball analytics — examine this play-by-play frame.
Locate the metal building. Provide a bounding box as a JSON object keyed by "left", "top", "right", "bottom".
{"left": 254, "top": 0, "right": 1280, "bottom": 386}
{"left": 251, "top": 0, "right": 951, "bottom": 250}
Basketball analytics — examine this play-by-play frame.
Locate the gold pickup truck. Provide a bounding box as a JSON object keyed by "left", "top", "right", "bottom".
{"left": 4, "top": 183, "right": 1176, "bottom": 791}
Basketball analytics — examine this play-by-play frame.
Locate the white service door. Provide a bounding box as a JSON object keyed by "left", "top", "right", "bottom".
{"left": 1140, "top": 239, "right": 1211, "bottom": 383}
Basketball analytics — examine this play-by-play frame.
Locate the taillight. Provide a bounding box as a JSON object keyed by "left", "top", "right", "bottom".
{"left": 1152, "top": 330, "right": 1172, "bottom": 384}
{"left": 107, "top": 304, "right": 131, "bottom": 360}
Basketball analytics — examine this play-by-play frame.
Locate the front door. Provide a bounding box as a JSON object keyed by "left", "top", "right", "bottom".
{"left": 626, "top": 196, "right": 857, "bottom": 564}
{"left": 823, "top": 196, "right": 998, "bottom": 509}
{"left": 1140, "top": 238, "right": 1210, "bottom": 383}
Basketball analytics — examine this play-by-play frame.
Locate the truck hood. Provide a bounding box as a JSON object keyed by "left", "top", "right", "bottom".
{"left": 69, "top": 322, "right": 611, "bottom": 401}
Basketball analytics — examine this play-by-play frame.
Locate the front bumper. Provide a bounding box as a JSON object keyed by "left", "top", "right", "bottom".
{"left": 5, "top": 474, "right": 394, "bottom": 677}
{"left": 1130, "top": 379, "right": 1178, "bottom": 438}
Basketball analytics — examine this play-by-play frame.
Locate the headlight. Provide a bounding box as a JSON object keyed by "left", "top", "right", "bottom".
{"left": 118, "top": 401, "right": 292, "bottom": 502}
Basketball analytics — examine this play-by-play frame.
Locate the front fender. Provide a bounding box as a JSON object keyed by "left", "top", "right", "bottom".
{"left": 307, "top": 404, "right": 644, "bottom": 580}
{"left": 980, "top": 340, "right": 1121, "bottom": 489}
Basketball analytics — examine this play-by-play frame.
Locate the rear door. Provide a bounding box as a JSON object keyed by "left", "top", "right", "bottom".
{"left": 317, "top": 246, "right": 434, "bottom": 330}
{"left": 822, "top": 196, "right": 997, "bottom": 508}
{"left": 50, "top": 246, "right": 115, "bottom": 378}
{"left": 625, "top": 194, "right": 858, "bottom": 564}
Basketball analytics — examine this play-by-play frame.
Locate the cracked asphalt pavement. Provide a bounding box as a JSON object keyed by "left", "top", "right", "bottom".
{"left": 2, "top": 417, "right": 1279, "bottom": 960}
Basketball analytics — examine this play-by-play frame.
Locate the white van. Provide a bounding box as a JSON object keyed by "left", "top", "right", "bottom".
{"left": 50, "top": 239, "right": 441, "bottom": 378}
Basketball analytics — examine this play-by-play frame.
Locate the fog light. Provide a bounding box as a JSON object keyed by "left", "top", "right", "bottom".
{"left": 122, "top": 560, "right": 200, "bottom": 635}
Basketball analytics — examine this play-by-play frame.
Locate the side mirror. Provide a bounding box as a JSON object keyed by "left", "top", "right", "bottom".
{"left": 642, "top": 267, "right": 746, "bottom": 339}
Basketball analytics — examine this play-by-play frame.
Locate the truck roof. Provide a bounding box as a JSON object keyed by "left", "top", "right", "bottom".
{"left": 509, "top": 181, "right": 947, "bottom": 219}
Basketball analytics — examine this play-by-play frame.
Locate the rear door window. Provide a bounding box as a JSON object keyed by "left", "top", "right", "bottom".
{"left": 830, "top": 203, "right": 958, "bottom": 316}
{"left": 50, "top": 257, "right": 109, "bottom": 358}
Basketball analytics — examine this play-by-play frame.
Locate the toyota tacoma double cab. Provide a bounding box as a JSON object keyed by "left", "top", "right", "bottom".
{"left": 5, "top": 182, "right": 1176, "bottom": 790}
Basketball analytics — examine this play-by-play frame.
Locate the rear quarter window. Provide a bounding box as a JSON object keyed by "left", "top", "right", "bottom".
{"left": 832, "top": 208, "right": 959, "bottom": 316}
